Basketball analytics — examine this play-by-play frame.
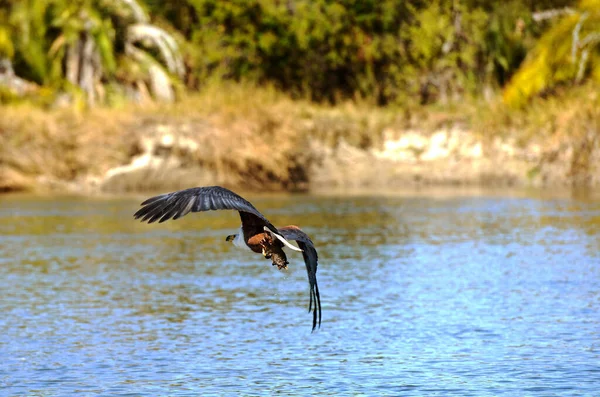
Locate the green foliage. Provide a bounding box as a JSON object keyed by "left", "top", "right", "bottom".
{"left": 504, "top": 0, "right": 600, "bottom": 107}
{"left": 1, "top": 0, "right": 592, "bottom": 107}
{"left": 482, "top": 1, "right": 533, "bottom": 87}
{"left": 399, "top": 0, "right": 489, "bottom": 103}
{"left": 0, "top": 28, "right": 14, "bottom": 60}
{"left": 0, "top": 4, "right": 15, "bottom": 59}
{"left": 9, "top": 0, "right": 52, "bottom": 83}
{"left": 1, "top": 0, "right": 183, "bottom": 104}
{"left": 183, "top": 0, "right": 409, "bottom": 103}
{"left": 182, "top": 0, "right": 550, "bottom": 104}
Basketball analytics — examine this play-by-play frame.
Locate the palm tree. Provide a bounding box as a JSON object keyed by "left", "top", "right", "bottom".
{"left": 0, "top": 0, "right": 184, "bottom": 104}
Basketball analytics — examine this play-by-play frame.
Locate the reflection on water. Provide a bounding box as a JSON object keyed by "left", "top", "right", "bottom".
{"left": 1, "top": 190, "right": 599, "bottom": 395}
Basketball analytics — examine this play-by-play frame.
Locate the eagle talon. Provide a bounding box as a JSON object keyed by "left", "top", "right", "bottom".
{"left": 261, "top": 246, "right": 272, "bottom": 259}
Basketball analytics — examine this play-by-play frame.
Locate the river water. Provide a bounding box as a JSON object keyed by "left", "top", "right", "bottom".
{"left": 1, "top": 189, "right": 599, "bottom": 396}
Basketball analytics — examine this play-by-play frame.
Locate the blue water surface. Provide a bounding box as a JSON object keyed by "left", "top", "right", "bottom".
{"left": 0, "top": 190, "right": 599, "bottom": 396}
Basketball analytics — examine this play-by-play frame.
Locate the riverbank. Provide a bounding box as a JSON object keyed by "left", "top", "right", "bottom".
{"left": 1, "top": 83, "right": 599, "bottom": 194}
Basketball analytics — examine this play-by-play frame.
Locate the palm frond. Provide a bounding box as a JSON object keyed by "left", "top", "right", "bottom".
{"left": 127, "top": 23, "right": 185, "bottom": 78}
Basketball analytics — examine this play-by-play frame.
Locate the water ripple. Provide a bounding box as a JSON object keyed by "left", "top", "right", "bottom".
{"left": 1, "top": 192, "right": 599, "bottom": 395}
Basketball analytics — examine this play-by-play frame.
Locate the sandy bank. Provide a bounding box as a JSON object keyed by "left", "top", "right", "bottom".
{"left": 1, "top": 86, "right": 599, "bottom": 194}
{"left": 2, "top": 117, "right": 598, "bottom": 195}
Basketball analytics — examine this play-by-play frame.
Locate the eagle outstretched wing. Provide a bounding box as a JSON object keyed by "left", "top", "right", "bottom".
{"left": 133, "top": 186, "right": 277, "bottom": 233}
{"left": 279, "top": 226, "right": 322, "bottom": 331}
{"left": 134, "top": 186, "right": 322, "bottom": 331}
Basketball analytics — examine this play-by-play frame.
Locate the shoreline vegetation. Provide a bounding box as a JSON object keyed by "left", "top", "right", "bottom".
{"left": 1, "top": 1, "right": 599, "bottom": 194}
{"left": 1, "top": 81, "right": 599, "bottom": 194}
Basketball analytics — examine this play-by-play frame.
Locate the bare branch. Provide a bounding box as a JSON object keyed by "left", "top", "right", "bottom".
{"left": 571, "top": 12, "right": 588, "bottom": 63}
{"left": 576, "top": 48, "right": 589, "bottom": 83}
{"left": 581, "top": 32, "right": 600, "bottom": 48}
{"left": 533, "top": 7, "right": 575, "bottom": 22}
{"left": 113, "top": 0, "right": 149, "bottom": 23}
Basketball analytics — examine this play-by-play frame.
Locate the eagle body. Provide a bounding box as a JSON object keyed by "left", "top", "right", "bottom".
{"left": 134, "top": 186, "right": 322, "bottom": 331}
{"left": 228, "top": 225, "right": 289, "bottom": 269}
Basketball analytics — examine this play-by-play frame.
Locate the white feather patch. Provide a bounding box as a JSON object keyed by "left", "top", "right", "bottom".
{"left": 232, "top": 226, "right": 251, "bottom": 251}
{"left": 264, "top": 226, "right": 303, "bottom": 252}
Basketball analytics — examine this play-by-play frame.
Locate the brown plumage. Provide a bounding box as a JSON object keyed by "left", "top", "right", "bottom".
{"left": 134, "top": 186, "right": 322, "bottom": 331}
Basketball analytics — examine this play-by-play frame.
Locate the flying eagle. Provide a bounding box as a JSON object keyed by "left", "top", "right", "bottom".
{"left": 133, "top": 186, "right": 322, "bottom": 331}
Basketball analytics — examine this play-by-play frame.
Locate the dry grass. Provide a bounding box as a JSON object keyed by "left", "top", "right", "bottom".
{"left": 1, "top": 81, "right": 599, "bottom": 193}
{"left": 0, "top": 104, "right": 138, "bottom": 192}
{"left": 472, "top": 84, "right": 600, "bottom": 142}
{"left": 107, "top": 82, "right": 403, "bottom": 192}
{"left": 0, "top": 82, "right": 397, "bottom": 192}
